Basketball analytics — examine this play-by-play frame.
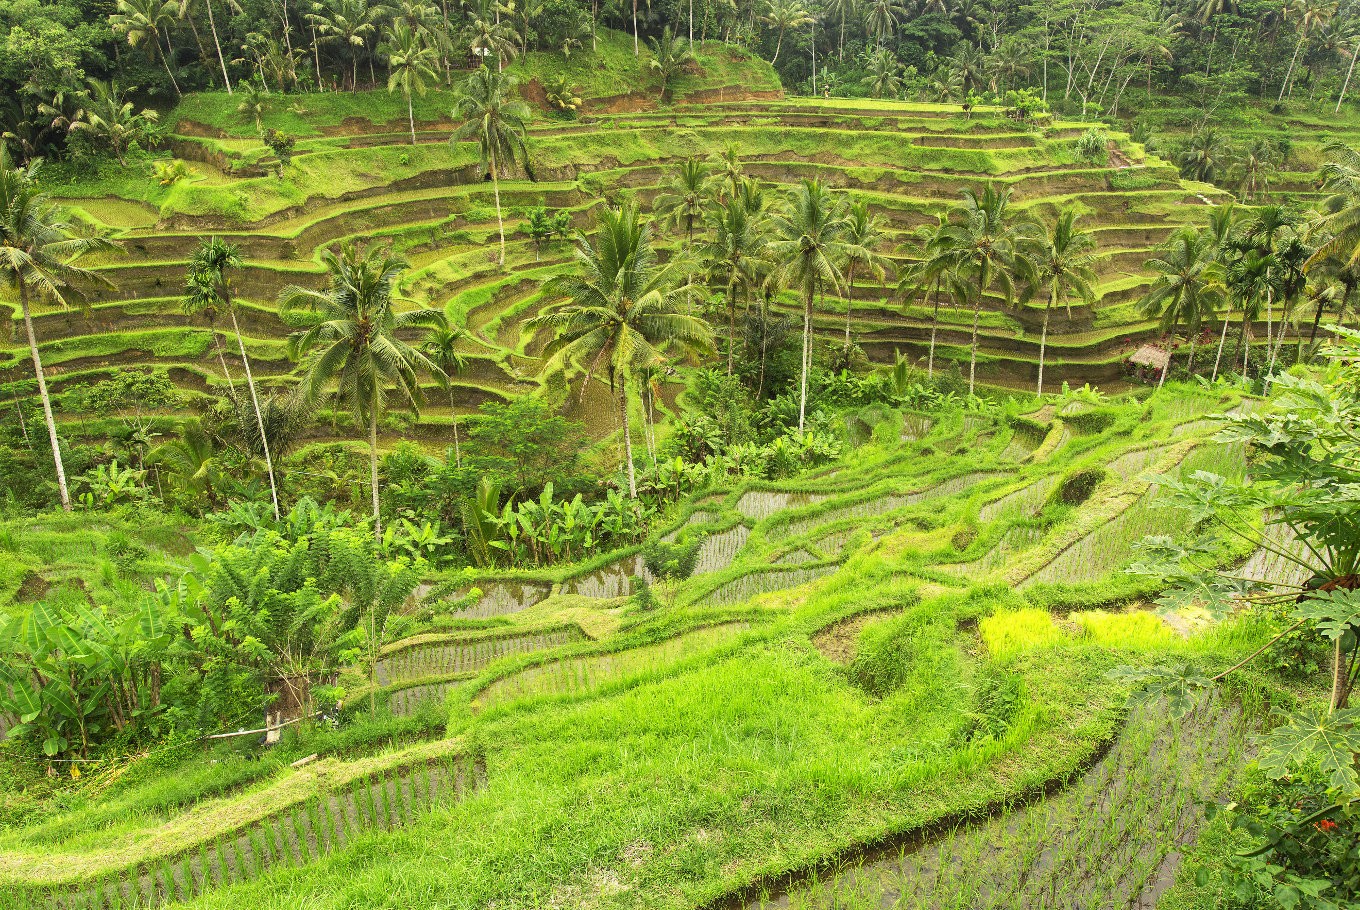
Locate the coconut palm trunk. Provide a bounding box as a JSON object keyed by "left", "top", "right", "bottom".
{"left": 798, "top": 282, "right": 813, "bottom": 432}
{"left": 1211, "top": 311, "right": 1231, "bottom": 382}
{"left": 968, "top": 292, "right": 980, "bottom": 397}
{"left": 229, "top": 308, "right": 281, "bottom": 521}
{"left": 19, "top": 280, "right": 71, "bottom": 511}
{"left": 156, "top": 33, "right": 183, "bottom": 98}
{"left": 618, "top": 384, "right": 636, "bottom": 497}
{"left": 727, "top": 279, "right": 738, "bottom": 375}
{"left": 407, "top": 91, "right": 417, "bottom": 145}
{"left": 205, "top": 0, "right": 233, "bottom": 94}
{"left": 843, "top": 260, "right": 855, "bottom": 349}
{"left": 490, "top": 144, "right": 506, "bottom": 267}
{"left": 368, "top": 406, "right": 382, "bottom": 541}
{"left": 927, "top": 280, "right": 941, "bottom": 379}
{"left": 1037, "top": 291, "right": 1052, "bottom": 396}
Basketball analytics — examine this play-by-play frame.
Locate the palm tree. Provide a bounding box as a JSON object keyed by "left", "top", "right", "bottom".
{"left": 1279, "top": 0, "right": 1337, "bottom": 101}
{"left": 451, "top": 65, "right": 532, "bottom": 269}
{"left": 703, "top": 195, "right": 768, "bottom": 374}
{"left": 0, "top": 155, "right": 117, "bottom": 511}
{"left": 1235, "top": 140, "right": 1280, "bottom": 202}
{"left": 1137, "top": 228, "right": 1217, "bottom": 385}
{"left": 307, "top": 0, "right": 380, "bottom": 89}
{"left": 72, "top": 80, "right": 160, "bottom": 167}
{"left": 827, "top": 0, "right": 858, "bottom": 57}
{"left": 110, "top": 0, "right": 183, "bottom": 98}
{"left": 711, "top": 143, "right": 745, "bottom": 202}
{"left": 183, "top": 270, "right": 237, "bottom": 396}
{"left": 383, "top": 20, "right": 439, "bottom": 145}
{"left": 1176, "top": 129, "right": 1233, "bottom": 183}
{"left": 654, "top": 159, "right": 711, "bottom": 242}
{"left": 861, "top": 47, "right": 904, "bottom": 98}
{"left": 188, "top": 238, "right": 281, "bottom": 520}
{"left": 897, "top": 214, "right": 952, "bottom": 380}
{"left": 1025, "top": 211, "right": 1097, "bottom": 396}
{"left": 280, "top": 243, "right": 447, "bottom": 540}
{"left": 937, "top": 183, "right": 1032, "bottom": 396}
{"left": 530, "top": 203, "right": 712, "bottom": 497}
{"left": 181, "top": 0, "right": 237, "bottom": 94}
{"left": 864, "top": 0, "right": 905, "bottom": 46}
{"left": 1310, "top": 141, "right": 1360, "bottom": 271}
{"left": 760, "top": 0, "right": 814, "bottom": 64}
{"left": 236, "top": 80, "right": 269, "bottom": 130}
{"left": 840, "top": 198, "right": 891, "bottom": 351}
{"left": 648, "top": 27, "right": 695, "bottom": 101}
{"left": 1221, "top": 246, "right": 1277, "bottom": 377}
{"left": 768, "top": 179, "right": 851, "bottom": 431}
{"left": 151, "top": 418, "right": 224, "bottom": 511}
{"left": 423, "top": 324, "right": 467, "bottom": 466}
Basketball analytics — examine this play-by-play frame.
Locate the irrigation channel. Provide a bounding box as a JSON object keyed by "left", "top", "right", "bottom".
{"left": 737, "top": 702, "right": 1251, "bottom": 910}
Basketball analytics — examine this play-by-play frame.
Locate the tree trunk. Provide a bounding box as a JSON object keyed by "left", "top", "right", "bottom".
{"left": 772, "top": 30, "right": 782, "bottom": 63}
{"left": 19, "top": 280, "right": 71, "bottom": 511}
{"left": 1037, "top": 297, "right": 1051, "bottom": 396}
{"left": 1338, "top": 39, "right": 1360, "bottom": 112}
{"left": 927, "top": 280, "right": 940, "bottom": 379}
{"left": 157, "top": 34, "right": 183, "bottom": 98}
{"left": 1186, "top": 331, "right": 1198, "bottom": 377}
{"left": 727, "top": 280, "right": 737, "bottom": 375}
{"left": 490, "top": 145, "right": 506, "bottom": 267}
{"left": 633, "top": 0, "right": 639, "bottom": 55}
{"left": 1158, "top": 338, "right": 1170, "bottom": 388}
{"left": 843, "top": 260, "right": 855, "bottom": 349}
{"left": 968, "top": 293, "right": 980, "bottom": 397}
{"left": 1280, "top": 34, "right": 1305, "bottom": 101}
{"left": 206, "top": 0, "right": 234, "bottom": 94}
{"left": 230, "top": 308, "right": 281, "bottom": 521}
{"left": 369, "top": 406, "right": 382, "bottom": 541}
{"left": 209, "top": 320, "right": 237, "bottom": 395}
{"left": 619, "top": 384, "right": 637, "bottom": 497}
{"left": 1211, "top": 311, "right": 1230, "bottom": 382}
{"left": 448, "top": 388, "right": 461, "bottom": 466}
{"left": 798, "top": 284, "right": 813, "bottom": 432}
{"left": 407, "top": 92, "right": 417, "bottom": 145}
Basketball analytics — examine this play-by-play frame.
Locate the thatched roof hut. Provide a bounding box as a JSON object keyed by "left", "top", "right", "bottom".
{"left": 1128, "top": 345, "right": 1170, "bottom": 370}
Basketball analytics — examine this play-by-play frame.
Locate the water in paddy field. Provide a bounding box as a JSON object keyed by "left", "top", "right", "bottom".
{"left": 694, "top": 525, "right": 752, "bottom": 574}
{"left": 700, "top": 565, "right": 839, "bottom": 606}
{"left": 736, "top": 491, "right": 828, "bottom": 521}
{"left": 447, "top": 580, "right": 551, "bottom": 618}
{"left": 900, "top": 415, "right": 934, "bottom": 442}
{"left": 977, "top": 475, "right": 1060, "bottom": 524}
{"left": 743, "top": 703, "right": 1250, "bottom": 910}
{"left": 663, "top": 510, "right": 716, "bottom": 542}
{"left": 375, "top": 629, "right": 581, "bottom": 686}
{"left": 560, "top": 554, "right": 653, "bottom": 598}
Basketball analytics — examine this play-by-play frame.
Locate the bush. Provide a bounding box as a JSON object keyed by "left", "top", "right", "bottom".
{"left": 1052, "top": 468, "right": 1105, "bottom": 506}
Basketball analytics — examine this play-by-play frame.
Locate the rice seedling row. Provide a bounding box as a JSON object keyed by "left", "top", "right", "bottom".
{"left": 748, "top": 702, "right": 1249, "bottom": 910}
{"left": 375, "top": 629, "right": 581, "bottom": 686}
{"left": 700, "top": 565, "right": 838, "bottom": 605}
{"left": 445, "top": 580, "right": 552, "bottom": 619}
{"left": 561, "top": 555, "right": 653, "bottom": 598}
{"left": 474, "top": 622, "right": 749, "bottom": 709}
{"left": 977, "top": 475, "right": 1060, "bottom": 524}
{"left": 17, "top": 757, "right": 474, "bottom": 910}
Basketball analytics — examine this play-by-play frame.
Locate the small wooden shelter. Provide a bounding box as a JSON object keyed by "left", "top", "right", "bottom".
{"left": 1127, "top": 344, "right": 1171, "bottom": 384}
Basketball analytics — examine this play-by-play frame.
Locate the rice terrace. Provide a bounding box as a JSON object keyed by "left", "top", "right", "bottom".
{"left": 1, "top": 0, "right": 1360, "bottom": 906}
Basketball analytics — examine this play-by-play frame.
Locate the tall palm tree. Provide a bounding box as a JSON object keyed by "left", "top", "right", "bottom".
{"left": 653, "top": 158, "right": 712, "bottom": 242}
{"left": 898, "top": 214, "right": 952, "bottom": 380}
{"left": 0, "top": 155, "right": 117, "bottom": 512}
{"left": 1309, "top": 141, "right": 1360, "bottom": 271}
{"left": 383, "top": 20, "right": 439, "bottom": 145}
{"left": 183, "top": 270, "right": 237, "bottom": 396}
{"left": 188, "top": 238, "right": 281, "bottom": 520}
{"left": 451, "top": 65, "right": 532, "bottom": 269}
{"left": 280, "top": 243, "right": 446, "bottom": 540}
{"left": 827, "top": 0, "right": 858, "bottom": 57}
{"left": 1025, "top": 211, "right": 1097, "bottom": 396}
{"left": 530, "top": 203, "right": 712, "bottom": 497}
{"left": 109, "top": 0, "right": 184, "bottom": 98}
{"left": 768, "top": 179, "right": 851, "bottom": 431}
{"left": 180, "top": 0, "right": 237, "bottom": 94}
{"left": 1279, "top": 0, "right": 1337, "bottom": 101}
{"left": 861, "top": 47, "right": 904, "bottom": 98}
{"left": 307, "top": 0, "right": 379, "bottom": 89}
{"left": 1221, "top": 246, "right": 1277, "bottom": 378}
{"left": 937, "top": 183, "right": 1032, "bottom": 396}
{"left": 840, "top": 198, "right": 891, "bottom": 350}
{"left": 759, "top": 0, "right": 814, "bottom": 64}
{"left": 1137, "top": 228, "right": 1217, "bottom": 385}
{"left": 711, "top": 143, "right": 745, "bottom": 202}
{"left": 1176, "top": 129, "right": 1233, "bottom": 183}
{"left": 703, "top": 195, "right": 768, "bottom": 374}
{"left": 423, "top": 324, "right": 467, "bottom": 466}
{"left": 864, "top": 0, "right": 905, "bottom": 46}
{"left": 151, "top": 418, "right": 224, "bottom": 512}
{"left": 647, "top": 27, "right": 695, "bottom": 101}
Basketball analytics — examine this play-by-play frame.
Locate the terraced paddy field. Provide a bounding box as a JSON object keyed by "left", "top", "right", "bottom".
{"left": 4, "top": 384, "right": 1322, "bottom": 910}
{"left": 2, "top": 41, "right": 1258, "bottom": 454}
